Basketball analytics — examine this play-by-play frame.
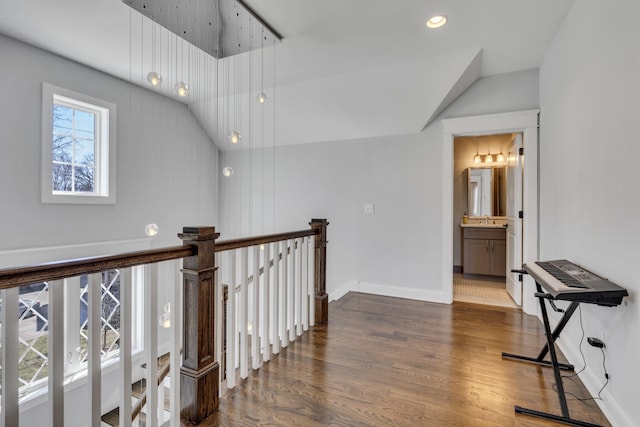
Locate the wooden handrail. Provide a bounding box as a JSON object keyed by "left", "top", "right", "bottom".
{"left": 0, "top": 245, "right": 195, "bottom": 290}
{"left": 0, "top": 228, "right": 320, "bottom": 291}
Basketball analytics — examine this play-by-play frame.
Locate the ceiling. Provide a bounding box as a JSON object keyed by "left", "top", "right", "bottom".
{"left": 0, "top": 0, "right": 575, "bottom": 148}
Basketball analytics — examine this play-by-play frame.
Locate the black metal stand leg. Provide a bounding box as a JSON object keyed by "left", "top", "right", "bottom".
{"left": 507, "top": 284, "right": 603, "bottom": 427}
{"left": 536, "top": 301, "right": 580, "bottom": 361}
{"left": 502, "top": 299, "right": 578, "bottom": 371}
{"left": 515, "top": 406, "right": 603, "bottom": 427}
{"left": 538, "top": 289, "right": 570, "bottom": 417}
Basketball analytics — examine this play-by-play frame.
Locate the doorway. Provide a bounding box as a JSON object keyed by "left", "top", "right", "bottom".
{"left": 452, "top": 133, "right": 519, "bottom": 308}
{"left": 441, "top": 110, "right": 539, "bottom": 316}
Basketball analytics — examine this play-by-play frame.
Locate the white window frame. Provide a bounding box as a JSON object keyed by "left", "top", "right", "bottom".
{"left": 41, "top": 83, "right": 116, "bottom": 204}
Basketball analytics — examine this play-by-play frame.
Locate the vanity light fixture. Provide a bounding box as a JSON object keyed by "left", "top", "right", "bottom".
{"left": 426, "top": 15, "right": 447, "bottom": 29}
{"left": 147, "top": 71, "right": 162, "bottom": 86}
{"left": 473, "top": 152, "right": 481, "bottom": 164}
{"left": 174, "top": 81, "right": 189, "bottom": 97}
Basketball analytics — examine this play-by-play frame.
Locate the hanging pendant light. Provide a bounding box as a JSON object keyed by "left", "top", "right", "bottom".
{"left": 147, "top": 71, "right": 162, "bottom": 87}
{"left": 228, "top": 129, "right": 241, "bottom": 144}
{"left": 497, "top": 151, "right": 505, "bottom": 162}
{"left": 485, "top": 152, "right": 493, "bottom": 163}
{"left": 145, "top": 223, "right": 159, "bottom": 237}
{"left": 222, "top": 166, "right": 234, "bottom": 177}
{"left": 174, "top": 81, "right": 189, "bottom": 97}
{"left": 473, "top": 152, "right": 481, "bottom": 163}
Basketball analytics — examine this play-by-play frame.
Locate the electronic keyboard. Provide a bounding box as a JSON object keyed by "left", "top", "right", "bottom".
{"left": 524, "top": 259, "right": 628, "bottom": 306}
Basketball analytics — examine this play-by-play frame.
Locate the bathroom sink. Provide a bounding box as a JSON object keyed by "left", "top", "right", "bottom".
{"left": 460, "top": 222, "right": 507, "bottom": 228}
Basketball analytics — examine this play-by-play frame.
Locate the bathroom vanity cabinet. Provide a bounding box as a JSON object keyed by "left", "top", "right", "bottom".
{"left": 462, "top": 227, "right": 506, "bottom": 277}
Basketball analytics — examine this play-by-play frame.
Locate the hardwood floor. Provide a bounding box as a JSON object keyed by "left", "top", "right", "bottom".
{"left": 192, "top": 292, "right": 610, "bottom": 426}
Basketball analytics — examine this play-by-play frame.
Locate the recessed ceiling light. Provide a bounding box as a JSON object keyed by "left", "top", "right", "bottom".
{"left": 426, "top": 15, "right": 447, "bottom": 29}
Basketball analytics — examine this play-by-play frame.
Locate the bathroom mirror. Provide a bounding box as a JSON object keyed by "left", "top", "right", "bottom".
{"left": 467, "top": 166, "right": 507, "bottom": 217}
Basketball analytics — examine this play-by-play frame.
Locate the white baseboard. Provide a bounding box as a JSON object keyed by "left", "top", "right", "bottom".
{"left": 329, "top": 280, "right": 358, "bottom": 302}
{"left": 329, "top": 280, "right": 447, "bottom": 304}
{"left": 556, "top": 336, "right": 633, "bottom": 427}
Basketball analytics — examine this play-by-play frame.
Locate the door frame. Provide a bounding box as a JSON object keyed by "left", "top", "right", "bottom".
{"left": 441, "top": 110, "right": 539, "bottom": 315}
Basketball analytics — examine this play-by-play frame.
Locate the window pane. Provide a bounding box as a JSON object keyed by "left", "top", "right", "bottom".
{"left": 52, "top": 164, "right": 72, "bottom": 191}
{"left": 5, "top": 282, "right": 52, "bottom": 398}
{"left": 74, "top": 166, "right": 94, "bottom": 192}
{"left": 74, "top": 110, "right": 95, "bottom": 139}
{"left": 74, "top": 138, "right": 95, "bottom": 166}
{"left": 52, "top": 136, "right": 73, "bottom": 162}
{"left": 78, "top": 271, "right": 121, "bottom": 366}
{"left": 52, "top": 104, "right": 73, "bottom": 133}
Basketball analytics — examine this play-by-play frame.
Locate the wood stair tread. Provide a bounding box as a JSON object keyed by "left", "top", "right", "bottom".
{"left": 100, "top": 352, "right": 172, "bottom": 427}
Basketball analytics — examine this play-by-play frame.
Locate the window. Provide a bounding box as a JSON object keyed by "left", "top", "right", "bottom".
{"left": 13, "top": 269, "right": 144, "bottom": 400}
{"left": 42, "top": 83, "right": 116, "bottom": 204}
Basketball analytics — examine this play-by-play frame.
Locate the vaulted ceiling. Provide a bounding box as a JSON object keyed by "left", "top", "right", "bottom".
{"left": 0, "top": 0, "right": 575, "bottom": 147}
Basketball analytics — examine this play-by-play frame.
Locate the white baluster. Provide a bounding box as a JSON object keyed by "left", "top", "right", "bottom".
{"left": 301, "top": 237, "right": 309, "bottom": 332}
{"left": 144, "top": 264, "right": 159, "bottom": 427}
{"left": 47, "top": 279, "right": 64, "bottom": 427}
{"left": 272, "top": 241, "right": 281, "bottom": 355}
{"left": 1, "top": 288, "right": 19, "bottom": 427}
{"left": 309, "top": 236, "right": 316, "bottom": 327}
{"left": 252, "top": 246, "right": 260, "bottom": 370}
{"left": 240, "top": 247, "right": 249, "bottom": 379}
{"left": 170, "top": 260, "right": 182, "bottom": 426}
{"left": 281, "top": 240, "right": 289, "bottom": 348}
{"left": 297, "top": 238, "right": 303, "bottom": 336}
{"left": 214, "top": 253, "right": 223, "bottom": 395}
{"left": 227, "top": 250, "right": 237, "bottom": 388}
{"left": 119, "top": 269, "right": 133, "bottom": 427}
{"left": 262, "top": 242, "right": 271, "bottom": 362}
{"left": 88, "top": 273, "right": 102, "bottom": 427}
{"left": 289, "top": 239, "right": 296, "bottom": 342}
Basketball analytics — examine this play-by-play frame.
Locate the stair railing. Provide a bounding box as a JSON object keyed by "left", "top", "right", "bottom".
{"left": 0, "top": 218, "right": 328, "bottom": 427}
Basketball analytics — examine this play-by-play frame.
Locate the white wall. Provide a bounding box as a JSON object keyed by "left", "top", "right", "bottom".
{"left": 0, "top": 34, "right": 219, "bottom": 425}
{"left": 220, "top": 68, "right": 538, "bottom": 301}
{"left": 539, "top": 1, "right": 640, "bottom": 426}
{"left": 0, "top": 34, "right": 219, "bottom": 252}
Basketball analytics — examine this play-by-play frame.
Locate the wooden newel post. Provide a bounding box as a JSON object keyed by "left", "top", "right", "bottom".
{"left": 178, "top": 226, "right": 220, "bottom": 423}
{"left": 310, "top": 218, "right": 329, "bottom": 324}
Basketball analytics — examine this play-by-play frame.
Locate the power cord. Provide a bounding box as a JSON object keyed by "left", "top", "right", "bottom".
{"left": 551, "top": 306, "right": 610, "bottom": 402}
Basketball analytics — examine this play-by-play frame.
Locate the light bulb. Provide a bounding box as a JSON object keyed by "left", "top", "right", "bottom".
{"left": 257, "top": 93, "right": 268, "bottom": 104}
{"left": 228, "top": 130, "right": 241, "bottom": 144}
{"left": 473, "top": 153, "right": 481, "bottom": 164}
{"left": 147, "top": 71, "right": 162, "bottom": 86}
{"left": 174, "top": 81, "right": 189, "bottom": 97}
{"left": 222, "top": 166, "right": 234, "bottom": 177}
{"left": 485, "top": 153, "right": 493, "bottom": 163}
{"left": 145, "top": 223, "right": 159, "bottom": 237}
{"left": 497, "top": 152, "right": 505, "bottom": 162}
{"left": 426, "top": 15, "right": 447, "bottom": 29}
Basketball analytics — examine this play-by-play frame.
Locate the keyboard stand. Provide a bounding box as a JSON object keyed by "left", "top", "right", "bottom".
{"left": 502, "top": 281, "right": 603, "bottom": 427}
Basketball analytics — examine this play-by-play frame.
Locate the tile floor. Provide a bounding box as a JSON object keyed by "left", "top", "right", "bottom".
{"left": 453, "top": 273, "right": 519, "bottom": 308}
